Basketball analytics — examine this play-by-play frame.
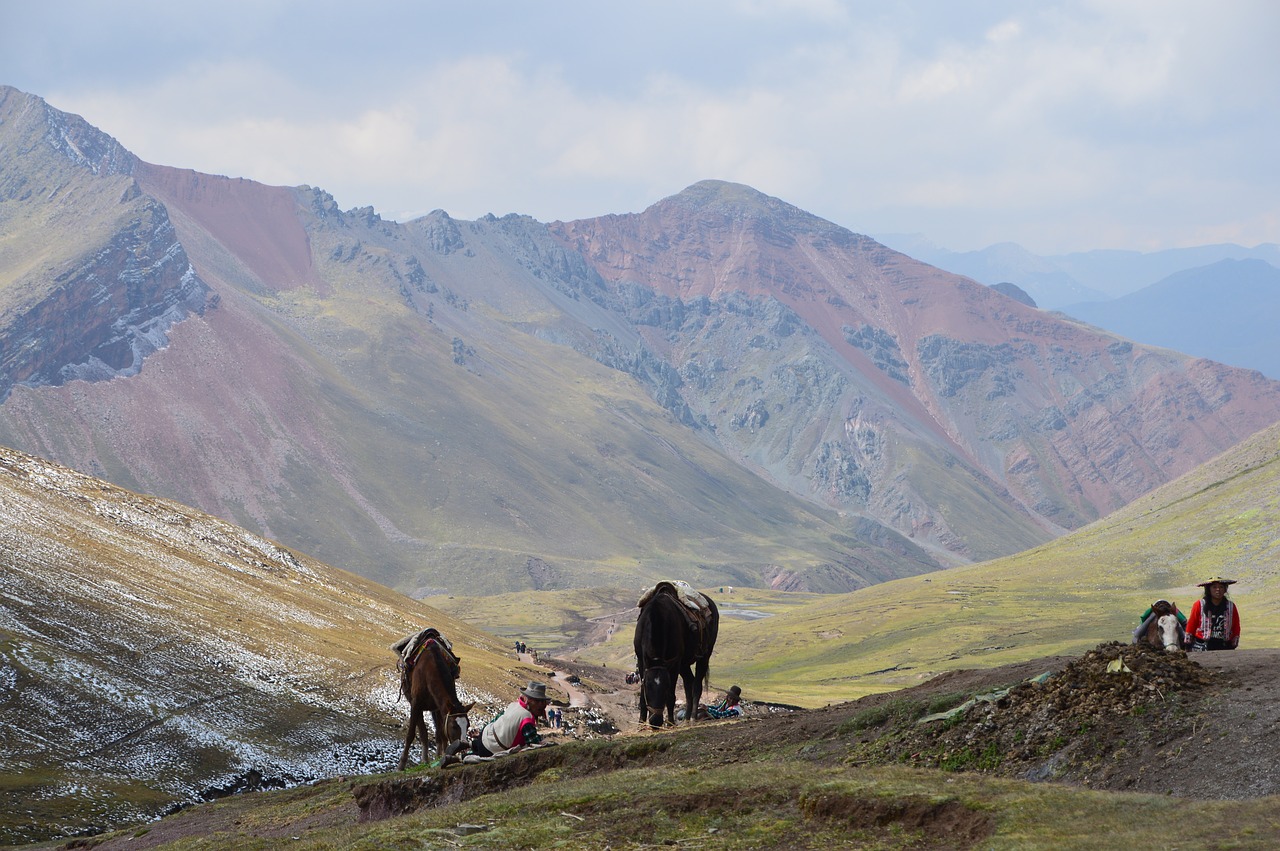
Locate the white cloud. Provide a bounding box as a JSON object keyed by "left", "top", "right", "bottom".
{"left": 9, "top": 0, "right": 1278, "bottom": 253}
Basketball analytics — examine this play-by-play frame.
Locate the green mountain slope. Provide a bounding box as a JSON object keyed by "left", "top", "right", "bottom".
{"left": 701, "top": 419, "right": 1280, "bottom": 704}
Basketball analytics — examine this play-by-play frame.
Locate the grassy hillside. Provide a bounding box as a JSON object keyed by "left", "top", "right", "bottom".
{"left": 0, "top": 443, "right": 549, "bottom": 845}
{"left": 10, "top": 385, "right": 1280, "bottom": 847}
{"left": 41, "top": 685, "right": 1280, "bottom": 851}
{"left": 456, "top": 420, "right": 1280, "bottom": 707}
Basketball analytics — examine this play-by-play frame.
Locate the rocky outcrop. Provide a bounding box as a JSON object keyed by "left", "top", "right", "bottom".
{"left": 0, "top": 86, "right": 212, "bottom": 401}
{"left": 549, "top": 180, "right": 1280, "bottom": 553}
{"left": 0, "top": 201, "right": 211, "bottom": 400}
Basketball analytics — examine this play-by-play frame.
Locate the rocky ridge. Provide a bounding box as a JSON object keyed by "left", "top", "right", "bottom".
{"left": 0, "top": 86, "right": 212, "bottom": 402}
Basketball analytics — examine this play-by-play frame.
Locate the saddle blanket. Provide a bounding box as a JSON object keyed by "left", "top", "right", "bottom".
{"left": 638, "top": 580, "right": 713, "bottom": 621}
{"left": 391, "top": 627, "right": 454, "bottom": 668}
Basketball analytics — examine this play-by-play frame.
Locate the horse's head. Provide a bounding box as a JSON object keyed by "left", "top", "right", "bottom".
{"left": 642, "top": 667, "right": 672, "bottom": 728}
{"left": 1156, "top": 614, "right": 1182, "bottom": 652}
{"left": 444, "top": 701, "right": 475, "bottom": 750}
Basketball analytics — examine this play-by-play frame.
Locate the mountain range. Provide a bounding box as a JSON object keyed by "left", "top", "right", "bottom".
{"left": 878, "top": 233, "right": 1280, "bottom": 309}
{"left": 877, "top": 235, "right": 1280, "bottom": 380}
{"left": 3, "top": 84, "right": 1280, "bottom": 599}
{"left": 1062, "top": 259, "right": 1280, "bottom": 380}
{"left": 8, "top": 81, "right": 1280, "bottom": 846}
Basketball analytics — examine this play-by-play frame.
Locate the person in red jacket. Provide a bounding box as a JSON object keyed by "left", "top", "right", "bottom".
{"left": 1184, "top": 577, "right": 1242, "bottom": 651}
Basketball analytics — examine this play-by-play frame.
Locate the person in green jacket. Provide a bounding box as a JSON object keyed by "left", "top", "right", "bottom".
{"left": 1131, "top": 599, "right": 1187, "bottom": 644}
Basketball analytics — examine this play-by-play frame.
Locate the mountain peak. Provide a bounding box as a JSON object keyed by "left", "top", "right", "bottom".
{"left": 665, "top": 179, "right": 775, "bottom": 209}
{"left": 649, "top": 180, "right": 856, "bottom": 245}
{"left": 0, "top": 85, "right": 137, "bottom": 179}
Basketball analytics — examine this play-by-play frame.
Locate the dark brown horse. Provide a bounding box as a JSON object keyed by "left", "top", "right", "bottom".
{"left": 393, "top": 630, "right": 474, "bottom": 770}
{"left": 634, "top": 583, "right": 719, "bottom": 728}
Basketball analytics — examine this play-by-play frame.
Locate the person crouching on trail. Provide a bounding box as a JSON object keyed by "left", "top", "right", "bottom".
{"left": 469, "top": 682, "right": 551, "bottom": 756}
{"left": 1185, "top": 577, "right": 1242, "bottom": 652}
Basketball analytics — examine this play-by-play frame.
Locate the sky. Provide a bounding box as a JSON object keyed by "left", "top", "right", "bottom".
{"left": 3, "top": 0, "right": 1278, "bottom": 255}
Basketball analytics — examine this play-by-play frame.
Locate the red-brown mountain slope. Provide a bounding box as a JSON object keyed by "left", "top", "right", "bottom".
{"left": 550, "top": 181, "right": 1280, "bottom": 538}
{"left": 3, "top": 88, "right": 1280, "bottom": 594}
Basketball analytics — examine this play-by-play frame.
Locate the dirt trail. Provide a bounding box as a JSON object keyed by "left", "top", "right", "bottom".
{"left": 516, "top": 650, "right": 595, "bottom": 708}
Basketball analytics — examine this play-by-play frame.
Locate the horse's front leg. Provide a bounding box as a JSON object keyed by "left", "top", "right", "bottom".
{"left": 680, "top": 664, "right": 698, "bottom": 724}
{"left": 424, "top": 711, "right": 440, "bottom": 767}
{"left": 636, "top": 659, "right": 648, "bottom": 724}
{"left": 692, "top": 658, "right": 709, "bottom": 715}
{"left": 397, "top": 711, "right": 419, "bottom": 771}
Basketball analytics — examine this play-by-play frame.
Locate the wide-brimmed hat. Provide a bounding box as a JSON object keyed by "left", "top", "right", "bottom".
{"left": 1197, "top": 576, "right": 1237, "bottom": 587}
{"left": 521, "top": 681, "right": 549, "bottom": 701}
{"left": 727, "top": 685, "right": 742, "bottom": 699}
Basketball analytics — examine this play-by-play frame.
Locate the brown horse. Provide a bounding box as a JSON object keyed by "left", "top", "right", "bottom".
{"left": 1138, "top": 600, "right": 1185, "bottom": 652}
{"left": 393, "top": 630, "right": 474, "bottom": 770}
{"left": 634, "top": 582, "right": 719, "bottom": 728}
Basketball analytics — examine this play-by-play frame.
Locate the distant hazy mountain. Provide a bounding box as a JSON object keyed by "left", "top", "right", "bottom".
{"left": 877, "top": 234, "right": 1280, "bottom": 310}
{"left": 1062, "top": 259, "right": 1280, "bottom": 380}
{"left": 1052, "top": 245, "right": 1280, "bottom": 299}
{"left": 4, "top": 83, "right": 1280, "bottom": 597}
{"left": 874, "top": 235, "right": 1108, "bottom": 308}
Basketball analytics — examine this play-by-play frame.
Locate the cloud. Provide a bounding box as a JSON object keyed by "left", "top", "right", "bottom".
{"left": 11, "top": 1, "right": 1278, "bottom": 253}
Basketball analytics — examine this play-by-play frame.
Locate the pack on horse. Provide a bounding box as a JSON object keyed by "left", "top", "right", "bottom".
{"left": 1135, "top": 599, "right": 1185, "bottom": 652}
{"left": 391, "top": 628, "right": 474, "bottom": 770}
{"left": 633, "top": 581, "right": 719, "bottom": 728}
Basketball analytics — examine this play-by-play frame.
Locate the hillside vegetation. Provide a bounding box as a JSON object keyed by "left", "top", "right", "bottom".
{"left": 0, "top": 444, "right": 548, "bottom": 845}
{"left": 36, "top": 645, "right": 1280, "bottom": 850}
{"left": 440, "top": 418, "right": 1280, "bottom": 708}
{"left": 67, "top": 417, "right": 1275, "bottom": 849}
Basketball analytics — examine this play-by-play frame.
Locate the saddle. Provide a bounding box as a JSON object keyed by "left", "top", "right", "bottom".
{"left": 392, "top": 628, "right": 462, "bottom": 698}
{"left": 638, "top": 581, "right": 716, "bottom": 653}
{"left": 638, "top": 580, "right": 709, "bottom": 615}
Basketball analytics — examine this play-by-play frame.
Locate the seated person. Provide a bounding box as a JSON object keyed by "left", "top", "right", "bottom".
{"left": 1185, "top": 577, "right": 1242, "bottom": 651}
{"left": 704, "top": 685, "right": 744, "bottom": 719}
{"left": 466, "top": 682, "right": 550, "bottom": 757}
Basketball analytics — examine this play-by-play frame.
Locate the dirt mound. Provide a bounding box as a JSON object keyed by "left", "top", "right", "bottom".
{"left": 843, "top": 642, "right": 1235, "bottom": 792}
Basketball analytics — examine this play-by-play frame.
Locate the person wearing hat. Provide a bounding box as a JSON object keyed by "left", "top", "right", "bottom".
{"left": 1184, "top": 577, "right": 1242, "bottom": 651}
{"left": 468, "top": 682, "right": 551, "bottom": 757}
{"left": 705, "top": 685, "right": 744, "bottom": 719}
